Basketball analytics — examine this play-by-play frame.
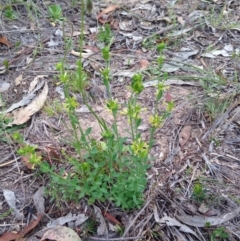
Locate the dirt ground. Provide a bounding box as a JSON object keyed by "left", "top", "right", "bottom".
{"left": 1, "top": 0, "right": 240, "bottom": 240}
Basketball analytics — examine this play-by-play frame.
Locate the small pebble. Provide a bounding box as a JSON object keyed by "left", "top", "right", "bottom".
{"left": 91, "top": 13, "right": 97, "bottom": 21}
{"left": 89, "top": 20, "right": 96, "bottom": 27}
{"left": 198, "top": 2, "right": 207, "bottom": 10}
{"left": 154, "top": 1, "right": 161, "bottom": 8}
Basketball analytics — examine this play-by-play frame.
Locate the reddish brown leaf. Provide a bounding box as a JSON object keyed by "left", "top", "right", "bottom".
{"left": 97, "top": 5, "right": 120, "bottom": 23}
{"left": 103, "top": 211, "right": 121, "bottom": 225}
{"left": 0, "top": 35, "right": 10, "bottom": 47}
{"left": 97, "top": 5, "right": 119, "bottom": 19}
{"left": 0, "top": 214, "right": 42, "bottom": 241}
{"left": 98, "top": 15, "right": 113, "bottom": 24}
{"left": 156, "top": 37, "right": 169, "bottom": 44}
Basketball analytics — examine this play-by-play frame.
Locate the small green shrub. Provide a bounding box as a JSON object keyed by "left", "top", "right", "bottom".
{"left": 205, "top": 96, "right": 230, "bottom": 121}
{"left": 0, "top": 209, "right": 11, "bottom": 219}
{"left": 192, "top": 183, "right": 207, "bottom": 203}
{"left": 97, "top": 24, "right": 113, "bottom": 45}
{"left": 210, "top": 226, "right": 229, "bottom": 241}
{"left": 38, "top": 41, "right": 172, "bottom": 210}
{"left": 43, "top": 99, "right": 66, "bottom": 117}
{"left": 48, "top": 4, "right": 63, "bottom": 21}
{"left": 0, "top": 114, "right": 22, "bottom": 143}
{"left": 3, "top": 5, "right": 17, "bottom": 20}
{"left": 14, "top": 1, "right": 173, "bottom": 210}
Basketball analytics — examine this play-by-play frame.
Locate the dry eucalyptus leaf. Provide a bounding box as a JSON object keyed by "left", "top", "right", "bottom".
{"left": 143, "top": 79, "right": 200, "bottom": 88}
{"left": 93, "top": 205, "right": 108, "bottom": 236}
{"left": 3, "top": 189, "right": 24, "bottom": 220}
{"left": 153, "top": 205, "right": 200, "bottom": 239}
{"left": 0, "top": 82, "right": 10, "bottom": 92}
{"left": 179, "top": 126, "right": 192, "bottom": 147}
{"left": 0, "top": 214, "right": 42, "bottom": 241}
{"left": 28, "top": 75, "right": 48, "bottom": 93}
{"left": 162, "top": 48, "right": 199, "bottom": 73}
{"left": 113, "top": 70, "right": 135, "bottom": 78}
{"left": 201, "top": 49, "right": 231, "bottom": 58}
{"left": 33, "top": 186, "right": 45, "bottom": 214}
{"left": 70, "top": 49, "right": 94, "bottom": 58}
{"left": 0, "top": 68, "right": 6, "bottom": 74}
{"left": 177, "top": 207, "right": 240, "bottom": 227}
{"left": 47, "top": 212, "right": 88, "bottom": 228}
{"left": 198, "top": 203, "right": 209, "bottom": 214}
{"left": 4, "top": 80, "right": 45, "bottom": 114}
{"left": 8, "top": 81, "right": 48, "bottom": 126}
{"left": 170, "top": 27, "right": 193, "bottom": 37}
{"left": 40, "top": 226, "right": 81, "bottom": 241}
{"left": 4, "top": 93, "right": 36, "bottom": 114}
{"left": 97, "top": 4, "right": 120, "bottom": 20}
{"left": 15, "top": 74, "right": 23, "bottom": 86}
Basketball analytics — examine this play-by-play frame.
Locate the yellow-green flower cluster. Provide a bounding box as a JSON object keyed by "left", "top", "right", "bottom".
{"left": 156, "top": 82, "right": 169, "bottom": 100}
{"left": 29, "top": 153, "right": 42, "bottom": 169}
{"left": 131, "top": 73, "right": 144, "bottom": 94}
{"left": 106, "top": 99, "right": 118, "bottom": 113}
{"left": 157, "top": 43, "right": 166, "bottom": 53}
{"left": 59, "top": 71, "right": 69, "bottom": 84}
{"left": 97, "top": 141, "right": 107, "bottom": 151}
{"left": 121, "top": 104, "right": 142, "bottom": 121}
{"left": 64, "top": 97, "right": 78, "bottom": 111}
{"left": 165, "top": 100, "right": 174, "bottom": 112}
{"left": 131, "top": 139, "right": 148, "bottom": 158}
{"left": 149, "top": 114, "right": 164, "bottom": 128}
{"left": 101, "top": 130, "right": 114, "bottom": 139}
{"left": 101, "top": 47, "right": 110, "bottom": 62}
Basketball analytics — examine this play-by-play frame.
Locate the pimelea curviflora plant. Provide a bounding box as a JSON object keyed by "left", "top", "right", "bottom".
{"left": 17, "top": 0, "right": 174, "bottom": 210}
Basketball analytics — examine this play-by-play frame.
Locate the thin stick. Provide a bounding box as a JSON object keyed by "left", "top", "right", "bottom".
{"left": 122, "top": 198, "right": 152, "bottom": 238}
{"left": 88, "top": 236, "right": 145, "bottom": 241}
{"left": 184, "top": 162, "right": 198, "bottom": 197}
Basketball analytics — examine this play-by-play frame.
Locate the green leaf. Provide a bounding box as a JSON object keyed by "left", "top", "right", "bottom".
{"left": 85, "top": 127, "right": 92, "bottom": 136}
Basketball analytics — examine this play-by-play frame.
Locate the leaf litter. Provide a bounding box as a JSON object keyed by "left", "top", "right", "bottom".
{"left": 1, "top": 0, "right": 240, "bottom": 240}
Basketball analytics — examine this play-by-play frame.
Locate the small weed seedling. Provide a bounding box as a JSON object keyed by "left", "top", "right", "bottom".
{"left": 97, "top": 24, "right": 113, "bottom": 45}
{"left": 0, "top": 114, "right": 22, "bottom": 144}
{"left": 82, "top": 217, "right": 98, "bottom": 236}
{"left": 192, "top": 183, "right": 207, "bottom": 203}
{"left": 0, "top": 209, "right": 11, "bottom": 219}
{"left": 3, "top": 60, "right": 9, "bottom": 71}
{"left": 86, "top": 0, "right": 93, "bottom": 13}
{"left": 205, "top": 96, "right": 230, "bottom": 121}
{"left": 48, "top": 4, "right": 63, "bottom": 21}
{"left": 142, "top": 36, "right": 158, "bottom": 50}
{"left": 3, "top": 5, "right": 17, "bottom": 20}
{"left": 210, "top": 226, "right": 229, "bottom": 241}
{"left": 210, "top": 137, "right": 221, "bottom": 147}
{"left": 43, "top": 99, "right": 66, "bottom": 117}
